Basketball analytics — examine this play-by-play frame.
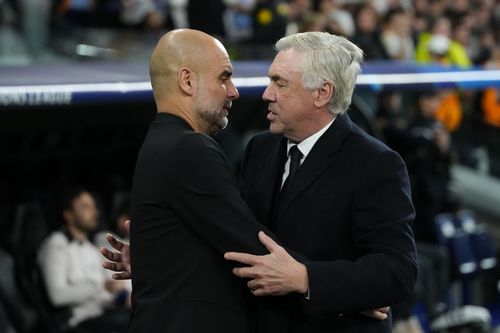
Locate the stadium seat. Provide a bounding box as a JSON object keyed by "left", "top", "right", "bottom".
{"left": 9, "top": 202, "right": 77, "bottom": 333}
{"left": 0, "top": 246, "right": 42, "bottom": 333}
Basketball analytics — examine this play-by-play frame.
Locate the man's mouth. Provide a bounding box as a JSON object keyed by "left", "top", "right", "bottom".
{"left": 267, "top": 110, "right": 278, "bottom": 121}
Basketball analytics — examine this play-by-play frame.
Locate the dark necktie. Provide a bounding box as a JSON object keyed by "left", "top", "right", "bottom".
{"left": 281, "top": 145, "right": 303, "bottom": 194}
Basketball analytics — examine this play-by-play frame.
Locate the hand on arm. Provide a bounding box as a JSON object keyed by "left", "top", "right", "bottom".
{"left": 225, "top": 232, "right": 389, "bottom": 320}
{"left": 100, "top": 220, "right": 132, "bottom": 280}
{"left": 224, "top": 231, "right": 308, "bottom": 296}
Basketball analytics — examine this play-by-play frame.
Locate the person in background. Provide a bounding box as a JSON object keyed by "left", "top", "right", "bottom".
{"left": 38, "top": 187, "right": 130, "bottom": 333}
{"left": 351, "top": 4, "right": 388, "bottom": 60}
{"left": 405, "top": 91, "right": 453, "bottom": 243}
{"left": 415, "top": 15, "right": 471, "bottom": 67}
{"left": 120, "top": 0, "right": 166, "bottom": 29}
{"left": 380, "top": 7, "right": 415, "bottom": 61}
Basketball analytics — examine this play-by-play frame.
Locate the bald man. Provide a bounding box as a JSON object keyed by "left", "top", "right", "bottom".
{"left": 127, "top": 29, "right": 289, "bottom": 333}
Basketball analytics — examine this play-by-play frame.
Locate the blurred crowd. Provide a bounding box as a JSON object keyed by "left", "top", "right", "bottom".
{"left": 0, "top": 0, "right": 499, "bottom": 63}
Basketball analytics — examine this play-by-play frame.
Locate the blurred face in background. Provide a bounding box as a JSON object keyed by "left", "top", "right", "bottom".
{"left": 356, "top": 6, "right": 379, "bottom": 33}
{"left": 431, "top": 17, "right": 451, "bottom": 37}
{"left": 392, "top": 11, "right": 412, "bottom": 36}
{"left": 64, "top": 192, "right": 99, "bottom": 233}
{"left": 418, "top": 94, "right": 440, "bottom": 118}
{"left": 453, "top": 18, "right": 472, "bottom": 45}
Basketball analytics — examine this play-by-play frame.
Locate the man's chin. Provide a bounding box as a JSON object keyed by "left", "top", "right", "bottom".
{"left": 209, "top": 117, "right": 229, "bottom": 136}
{"left": 269, "top": 123, "right": 283, "bottom": 134}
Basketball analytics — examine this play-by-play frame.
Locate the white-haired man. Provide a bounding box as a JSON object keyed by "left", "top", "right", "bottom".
{"left": 225, "top": 32, "right": 418, "bottom": 332}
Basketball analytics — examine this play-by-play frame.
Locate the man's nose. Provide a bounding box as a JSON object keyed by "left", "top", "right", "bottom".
{"left": 262, "top": 85, "right": 274, "bottom": 102}
{"left": 228, "top": 80, "right": 239, "bottom": 100}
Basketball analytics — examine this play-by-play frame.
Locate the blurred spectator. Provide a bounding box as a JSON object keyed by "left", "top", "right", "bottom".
{"left": 285, "top": 0, "right": 312, "bottom": 35}
{"left": 414, "top": 16, "right": 469, "bottom": 133}
{"left": 351, "top": 4, "right": 388, "bottom": 60}
{"left": 168, "top": 0, "right": 188, "bottom": 28}
{"left": 120, "top": 0, "right": 171, "bottom": 30}
{"left": 471, "top": 1, "right": 497, "bottom": 41}
{"left": 473, "top": 27, "right": 497, "bottom": 66}
{"left": 427, "top": 0, "right": 447, "bottom": 19}
{"left": 380, "top": 8, "right": 415, "bottom": 60}
{"left": 433, "top": 89, "right": 462, "bottom": 132}
{"left": 406, "top": 91, "right": 453, "bottom": 243}
{"left": 479, "top": 46, "right": 500, "bottom": 128}
{"left": 296, "top": 11, "right": 326, "bottom": 33}
{"left": 228, "top": 0, "right": 288, "bottom": 57}
{"left": 224, "top": 0, "right": 253, "bottom": 41}
{"left": 370, "top": 0, "right": 413, "bottom": 17}
{"left": 481, "top": 88, "right": 500, "bottom": 129}
{"left": 415, "top": 16, "right": 471, "bottom": 67}
{"left": 376, "top": 91, "right": 409, "bottom": 151}
{"left": 37, "top": 187, "right": 130, "bottom": 333}
{"left": 319, "top": 0, "right": 355, "bottom": 37}
{"left": 251, "top": 0, "right": 288, "bottom": 43}
{"left": 188, "top": 0, "right": 226, "bottom": 37}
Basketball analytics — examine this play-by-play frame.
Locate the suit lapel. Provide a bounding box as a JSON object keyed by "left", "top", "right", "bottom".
{"left": 276, "top": 113, "right": 354, "bottom": 224}
{"left": 255, "top": 136, "right": 288, "bottom": 227}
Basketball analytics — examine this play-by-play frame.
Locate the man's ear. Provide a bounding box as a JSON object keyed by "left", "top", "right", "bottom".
{"left": 313, "top": 81, "right": 334, "bottom": 109}
{"left": 178, "top": 67, "right": 196, "bottom": 96}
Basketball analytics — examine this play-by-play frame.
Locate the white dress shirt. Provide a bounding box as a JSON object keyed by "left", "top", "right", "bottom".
{"left": 37, "top": 230, "right": 115, "bottom": 327}
{"left": 281, "top": 118, "right": 335, "bottom": 186}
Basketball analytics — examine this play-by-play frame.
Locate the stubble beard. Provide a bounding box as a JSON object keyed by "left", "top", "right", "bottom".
{"left": 196, "top": 89, "right": 228, "bottom": 135}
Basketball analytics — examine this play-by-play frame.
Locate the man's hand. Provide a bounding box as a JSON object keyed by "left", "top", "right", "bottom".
{"left": 362, "top": 307, "right": 389, "bottom": 320}
{"left": 224, "top": 231, "right": 308, "bottom": 296}
{"left": 100, "top": 220, "right": 132, "bottom": 280}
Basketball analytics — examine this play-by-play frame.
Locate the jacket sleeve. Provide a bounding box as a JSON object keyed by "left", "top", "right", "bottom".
{"left": 167, "top": 134, "right": 275, "bottom": 256}
{"left": 302, "top": 149, "right": 418, "bottom": 318}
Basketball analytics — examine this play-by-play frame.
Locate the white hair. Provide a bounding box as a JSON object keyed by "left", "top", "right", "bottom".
{"left": 275, "top": 32, "right": 364, "bottom": 115}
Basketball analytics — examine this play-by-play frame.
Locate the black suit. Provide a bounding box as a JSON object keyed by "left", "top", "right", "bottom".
{"left": 129, "top": 113, "right": 272, "bottom": 332}
{"left": 240, "top": 113, "right": 418, "bottom": 332}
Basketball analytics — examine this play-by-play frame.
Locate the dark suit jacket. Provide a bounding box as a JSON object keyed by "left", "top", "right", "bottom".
{"left": 240, "top": 113, "right": 418, "bottom": 333}
{"left": 129, "top": 113, "right": 273, "bottom": 332}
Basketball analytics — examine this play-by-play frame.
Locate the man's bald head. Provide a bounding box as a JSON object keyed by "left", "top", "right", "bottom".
{"left": 149, "top": 29, "right": 228, "bottom": 99}
{"left": 147, "top": 29, "right": 239, "bottom": 135}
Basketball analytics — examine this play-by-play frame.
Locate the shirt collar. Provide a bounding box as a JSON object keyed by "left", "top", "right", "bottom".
{"left": 286, "top": 118, "right": 336, "bottom": 159}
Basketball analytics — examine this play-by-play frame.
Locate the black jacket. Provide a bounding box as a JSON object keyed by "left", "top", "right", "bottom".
{"left": 240, "top": 113, "right": 418, "bottom": 332}
{"left": 129, "top": 113, "right": 271, "bottom": 332}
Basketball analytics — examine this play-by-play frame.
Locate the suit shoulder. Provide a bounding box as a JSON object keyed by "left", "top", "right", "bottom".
{"left": 143, "top": 124, "right": 220, "bottom": 157}
{"left": 349, "top": 124, "right": 397, "bottom": 156}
